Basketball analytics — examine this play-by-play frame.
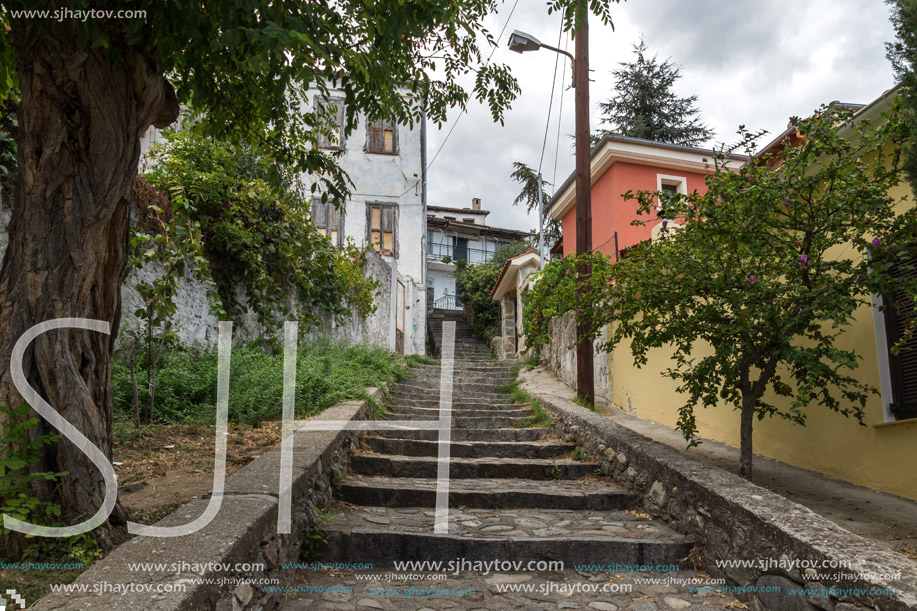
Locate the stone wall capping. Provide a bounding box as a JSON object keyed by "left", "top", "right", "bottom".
{"left": 524, "top": 381, "right": 917, "bottom": 611}
{"left": 32, "top": 388, "right": 385, "bottom": 611}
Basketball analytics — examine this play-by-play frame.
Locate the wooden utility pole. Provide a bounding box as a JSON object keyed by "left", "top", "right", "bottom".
{"left": 574, "top": 1, "right": 594, "bottom": 406}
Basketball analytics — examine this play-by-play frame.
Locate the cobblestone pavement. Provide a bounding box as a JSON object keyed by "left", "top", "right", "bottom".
{"left": 278, "top": 568, "right": 738, "bottom": 610}
{"left": 277, "top": 311, "right": 738, "bottom": 610}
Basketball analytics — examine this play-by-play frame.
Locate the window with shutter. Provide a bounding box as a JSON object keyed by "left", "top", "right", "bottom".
{"left": 311, "top": 198, "right": 344, "bottom": 247}
{"left": 883, "top": 256, "right": 917, "bottom": 421}
{"left": 315, "top": 97, "right": 345, "bottom": 150}
{"left": 366, "top": 120, "right": 397, "bottom": 154}
{"left": 367, "top": 203, "right": 397, "bottom": 256}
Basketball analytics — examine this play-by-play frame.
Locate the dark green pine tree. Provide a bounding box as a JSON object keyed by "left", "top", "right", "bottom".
{"left": 596, "top": 39, "right": 713, "bottom": 146}
{"left": 886, "top": 0, "right": 917, "bottom": 192}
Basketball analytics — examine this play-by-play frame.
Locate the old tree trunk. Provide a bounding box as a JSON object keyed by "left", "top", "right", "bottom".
{"left": 0, "top": 16, "right": 178, "bottom": 550}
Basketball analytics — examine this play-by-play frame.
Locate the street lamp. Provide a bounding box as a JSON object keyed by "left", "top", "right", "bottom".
{"left": 507, "top": 15, "right": 594, "bottom": 406}
{"left": 508, "top": 30, "right": 575, "bottom": 272}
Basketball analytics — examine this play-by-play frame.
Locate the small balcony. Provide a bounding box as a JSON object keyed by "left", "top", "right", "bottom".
{"left": 427, "top": 241, "right": 495, "bottom": 265}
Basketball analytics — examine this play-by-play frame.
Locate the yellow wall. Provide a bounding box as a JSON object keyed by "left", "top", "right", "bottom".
{"left": 607, "top": 182, "right": 917, "bottom": 501}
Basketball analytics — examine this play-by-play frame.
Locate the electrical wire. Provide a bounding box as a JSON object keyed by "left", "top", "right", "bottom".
{"left": 551, "top": 33, "right": 570, "bottom": 191}
{"left": 538, "top": 16, "right": 565, "bottom": 177}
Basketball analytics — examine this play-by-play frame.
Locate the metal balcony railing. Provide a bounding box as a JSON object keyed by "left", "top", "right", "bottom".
{"left": 433, "top": 294, "right": 463, "bottom": 310}
{"left": 427, "top": 241, "right": 495, "bottom": 265}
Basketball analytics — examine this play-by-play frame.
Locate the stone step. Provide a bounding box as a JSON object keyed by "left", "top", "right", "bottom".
{"left": 383, "top": 414, "right": 529, "bottom": 428}
{"left": 388, "top": 406, "right": 531, "bottom": 418}
{"left": 322, "top": 506, "right": 692, "bottom": 566}
{"left": 411, "top": 363, "right": 517, "bottom": 372}
{"left": 338, "top": 477, "right": 637, "bottom": 510}
{"left": 392, "top": 381, "right": 508, "bottom": 394}
{"left": 363, "top": 437, "right": 573, "bottom": 459}
{"left": 350, "top": 455, "right": 598, "bottom": 479}
{"left": 371, "top": 428, "right": 550, "bottom": 442}
{"left": 388, "top": 391, "right": 511, "bottom": 404}
{"left": 387, "top": 402, "right": 528, "bottom": 413}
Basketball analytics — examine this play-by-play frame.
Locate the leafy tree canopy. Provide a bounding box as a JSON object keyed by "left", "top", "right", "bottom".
{"left": 526, "top": 102, "right": 916, "bottom": 479}
{"left": 138, "top": 127, "right": 379, "bottom": 336}
{"left": 886, "top": 0, "right": 917, "bottom": 192}
{"left": 596, "top": 38, "right": 713, "bottom": 147}
{"left": 456, "top": 241, "right": 532, "bottom": 341}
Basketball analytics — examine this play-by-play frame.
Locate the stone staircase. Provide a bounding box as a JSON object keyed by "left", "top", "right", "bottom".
{"left": 427, "top": 308, "right": 494, "bottom": 360}
{"left": 317, "top": 318, "right": 693, "bottom": 570}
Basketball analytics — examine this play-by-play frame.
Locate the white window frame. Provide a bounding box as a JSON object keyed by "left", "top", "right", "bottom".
{"left": 656, "top": 174, "right": 688, "bottom": 212}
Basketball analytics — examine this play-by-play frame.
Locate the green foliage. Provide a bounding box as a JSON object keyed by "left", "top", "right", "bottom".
{"left": 528, "top": 102, "right": 916, "bottom": 476}
{"left": 0, "top": 404, "right": 66, "bottom": 539}
{"left": 511, "top": 162, "right": 561, "bottom": 245}
{"left": 140, "top": 128, "right": 379, "bottom": 333}
{"left": 596, "top": 38, "right": 713, "bottom": 146}
{"left": 571, "top": 447, "right": 582, "bottom": 461}
{"left": 454, "top": 241, "right": 532, "bottom": 341}
{"left": 522, "top": 251, "right": 615, "bottom": 354}
{"left": 886, "top": 0, "right": 917, "bottom": 192}
{"left": 501, "top": 378, "right": 552, "bottom": 428}
{"left": 301, "top": 507, "right": 333, "bottom": 560}
{"left": 111, "top": 339, "right": 407, "bottom": 426}
{"left": 403, "top": 354, "right": 440, "bottom": 367}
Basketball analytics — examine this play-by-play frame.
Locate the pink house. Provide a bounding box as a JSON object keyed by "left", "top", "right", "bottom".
{"left": 545, "top": 135, "right": 747, "bottom": 258}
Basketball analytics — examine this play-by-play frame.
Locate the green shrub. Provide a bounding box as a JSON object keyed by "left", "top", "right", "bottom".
{"left": 0, "top": 403, "right": 66, "bottom": 553}
{"left": 454, "top": 241, "right": 531, "bottom": 341}
{"left": 112, "top": 339, "right": 407, "bottom": 426}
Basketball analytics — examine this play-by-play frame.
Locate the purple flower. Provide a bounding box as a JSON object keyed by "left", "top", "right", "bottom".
{"left": 661, "top": 220, "right": 668, "bottom": 229}
{"left": 576, "top": 308, "right": 583, "bottom": 314}
{"left": 799, "top": 254, "right": 808, "bottom": 266}
{"left": 872, "top": 237, "right": 882, "bottom": 247}
{"left": 748, "top": 275, "right": 757, "bottom": 283}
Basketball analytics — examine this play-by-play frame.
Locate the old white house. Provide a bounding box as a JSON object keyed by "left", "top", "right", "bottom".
{"left": 297, "top": 87, "right": 428, "bottom": 355}
{"left": 427, "top": 198, "right": 533, "bottom": 309}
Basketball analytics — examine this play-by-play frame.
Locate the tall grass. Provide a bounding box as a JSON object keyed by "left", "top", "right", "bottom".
{"left": 111, "top": 339, "right": 407, "bottom": 426}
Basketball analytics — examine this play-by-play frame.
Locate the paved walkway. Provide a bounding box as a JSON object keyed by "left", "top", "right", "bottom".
{"left": 521, "top": 365, "right": 917, "bottom": 561}
{"left": 278, "top": 311, "right": 737, "bottom": 610}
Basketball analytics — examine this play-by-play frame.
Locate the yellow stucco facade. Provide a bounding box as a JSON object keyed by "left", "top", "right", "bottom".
{"left": 604, "top": 90, "right": 917, "bottom": 502}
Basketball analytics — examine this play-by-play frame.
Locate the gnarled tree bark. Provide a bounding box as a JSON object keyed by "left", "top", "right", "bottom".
{"left": 0, "top": 12, "right": 178, "bottom": 552}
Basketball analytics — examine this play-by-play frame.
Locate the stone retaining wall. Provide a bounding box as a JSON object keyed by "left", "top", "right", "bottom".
{"left": 539, "top": 311, "right": 612, "bottom": 404}
{"left": 526, "top": 380, "right": 917, "bottom": 611}
{"left": 32, "top": 390, "right": 381, "bottom": 611}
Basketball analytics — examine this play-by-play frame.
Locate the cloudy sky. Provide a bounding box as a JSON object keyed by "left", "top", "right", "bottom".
{"left": 425, "top": 0, "right": 899, "bottom": 232}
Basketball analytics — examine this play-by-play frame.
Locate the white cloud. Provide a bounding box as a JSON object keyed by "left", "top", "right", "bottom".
{"left": 425, "top": 0, "right": 897, "bottom": 233}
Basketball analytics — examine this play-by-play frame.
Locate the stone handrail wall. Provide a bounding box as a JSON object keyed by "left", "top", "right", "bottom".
{"left": 32, "top": 389, "right": 382, "bottom": 610}
{"left": 525, "top": 379, "right": 917, "bottom": 611}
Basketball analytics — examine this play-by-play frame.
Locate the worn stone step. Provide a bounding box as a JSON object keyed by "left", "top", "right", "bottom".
{"left": 350, "top": 455, "right": 598, "bottom": 479}
{"left": 392, "top": 380, "right": 508, "bottom": 394}
{"left": 411, "top": 363, "right": 517, "bottom": 372}
{"left": 388, "top": 403, "right": 528, "bottom": 414}
{"left": 384, "top": 414, "right": 529, "bottom": 428}
{"left": 388, "top": 406, "right": 531, "bottom": 418}
{"left": 371, "top": 428, "right": 550, "bottom": 442}
{"left": 322, "top": 506, "right": 691, "bottom": 566}
{"left": 388, "top": 391, "right": 512, "bottom": 405}
{"left": 363, "top": 437, "right": 573, "bottom": 459}
{"left": 338, "top": 477, "right": 637, "bottom": 510}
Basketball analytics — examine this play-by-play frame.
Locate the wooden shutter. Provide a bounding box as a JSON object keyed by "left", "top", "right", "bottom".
{"left": 370, "top": 206, "right": 382, "bottom": 252}
{"left": 312, "top": 199, "right": 327, "bottom": 236}
{"left": 328, "top": 205, "right": 341, "bottom": 246}
{"left": 369, "top": 126, "right": 383, "bottom": 153}
{"left": 381, "top": 206, "right": 395, "bottom": 255}
{"left": 884, "top": 256, "right": 917, "bottom": 420}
